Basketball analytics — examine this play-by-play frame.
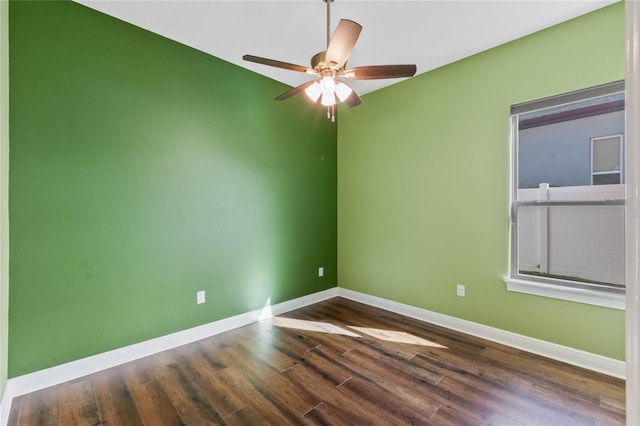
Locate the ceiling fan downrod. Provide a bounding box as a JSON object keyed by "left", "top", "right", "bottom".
{"left": 325, "top": 0, "right": 331, "bottom": 48}
{"left": 325, "top": 0, "right": 334, "bottom": 122}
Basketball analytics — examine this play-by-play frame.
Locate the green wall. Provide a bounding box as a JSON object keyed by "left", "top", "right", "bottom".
{"left": 8, "top": 1, "right": 337, "bottom": 377}
{"left": 338, "top": 3, "right": 626, "bottom": 360}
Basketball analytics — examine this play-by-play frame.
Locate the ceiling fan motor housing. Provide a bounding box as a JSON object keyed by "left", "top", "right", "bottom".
{"left": 311, "top": 51, "right": 326, "bottom": 71}
{"left": 311, "top": 51, "right": 341, "bottom": 74}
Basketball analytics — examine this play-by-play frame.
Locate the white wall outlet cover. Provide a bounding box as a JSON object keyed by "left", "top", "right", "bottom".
{"left": 456, "top": 284, "right": 465, "bottom": 297}
{"left": 318, "top": 267, "right": 324, "bottom": 277}
{"left": 197, "top": 291, "right": 206, "bottom": 304}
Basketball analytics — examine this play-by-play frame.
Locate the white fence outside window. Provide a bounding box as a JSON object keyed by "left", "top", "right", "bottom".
{"left": 517, "top": 183, "right": 625, "bottom": 287}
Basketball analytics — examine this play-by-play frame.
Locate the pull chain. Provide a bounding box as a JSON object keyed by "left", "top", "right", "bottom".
{"left": 327, "top": 106, "right": 335, "bottom": 122}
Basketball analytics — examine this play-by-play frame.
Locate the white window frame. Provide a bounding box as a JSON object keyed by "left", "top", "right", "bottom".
{"left": 505, "top": 81, "right": 626, "bottom": 310}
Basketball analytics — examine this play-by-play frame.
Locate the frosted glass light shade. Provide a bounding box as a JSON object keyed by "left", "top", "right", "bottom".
{"left": 304, "top": 81, "right": 322, "bottom": 102}
{"left": 321, "top": 92, "right": 336, "bottom": 106}
{"left": 335, "top": 82, "right": 353, "bottom": 102}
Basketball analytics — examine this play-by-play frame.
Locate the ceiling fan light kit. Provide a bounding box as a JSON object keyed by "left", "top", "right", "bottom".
{"left": 243, "top": 0, "right": 416, "bottom": 121}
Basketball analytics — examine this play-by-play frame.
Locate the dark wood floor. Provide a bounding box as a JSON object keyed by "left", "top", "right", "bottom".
{"left": 8, "top": 297, "right": 625, "bottom": 425}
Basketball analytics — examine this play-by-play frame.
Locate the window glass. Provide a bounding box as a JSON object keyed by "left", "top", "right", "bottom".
{"left": 517, "top": 92, "right": 624, "bottom": 189}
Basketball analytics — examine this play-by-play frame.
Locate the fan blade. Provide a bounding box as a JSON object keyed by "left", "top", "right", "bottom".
{"left": 325, "top": 19, "right": 362, "bottom": 70}
{"left": 344, "top": 90, "right": 363, "bottom": 107}
{"left": 342, "top": 64, "right": 417, "bottom": 80}
{"left": 243, "top": 55, "right": 313, "bottom": 74}
{"left": 275, "top": 80, "right": 316, "bottom": 101}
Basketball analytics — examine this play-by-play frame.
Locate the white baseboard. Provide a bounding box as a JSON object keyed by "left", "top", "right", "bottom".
{"left": 0, "top": 287, "right": 338, "bottom": 425}
{"left": 337, "top": 288, "right": 626, "bottom": 379}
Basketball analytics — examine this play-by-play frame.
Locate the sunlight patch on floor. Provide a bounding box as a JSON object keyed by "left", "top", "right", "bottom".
{"left": 349, "top": 326, "right": 448, "bottom": 348}
{"left": 271, "top": 317, "right": 447, "bottom": 348}
{"left": 271, "top": 317, "right": 361, "bottom": 337}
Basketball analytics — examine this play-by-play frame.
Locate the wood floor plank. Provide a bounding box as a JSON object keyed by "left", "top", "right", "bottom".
{"left": 119, "top": 354, "right": 157, "bottom": 389}
{"left": 128, "top": 379, "right": 186, "bottom": 426}
{"left": 428, "top": 405, "right": 490, "bottom": 426}
{"left": 284, "top": 362, "right": 404, "bottom": 425}
{"left": 8, "top": 297, "right": 626, "bottom": 426}
{"left": 286, "top": 342, "right": 440, "bottom": 425}
{"left": 92, "top": 368, "right": 145, "bottom": 425}
{"left": 170, "top": 344, "right": 248, "bottom": 417}
{"left": 245, "top": 321, "right": 353, "bottom": 388}
{"left": 151, "top": 354, "right": 228, "bottom": 425}
{"left": 193, "top": 338, "right": 240, "bottom": 371}
{"left": 293, "top": 349, "right": 352, "bottom": 387}
{"left": 217, "top": 363, "right": 306, "bottom": 425}
{"left": 482, "top": 345, "right": 624, "bottom": 399}
{"left": 418, "top": 347, "right": 626, "bottom": 425}
{"left": 251, "top": 320, "right": 324, "bottom": 362}
{"left": 341, "top": 375, "right": 438, "bottom": 424}
{"left": 6, "top": 391, "right": 23, "bottom": 426}
{"left": 302, "top": 401, "right": 354, "bottom": 426}
{"left": 224, "top": 405, "right": 272, "bottom": 426}
{"left": 58, "top": 378, "right": 102, "bottom": 426}
{"left": 344, "top": 339, "right": 444, "bottom": 385}
{"left": 486, "top": 411, "right": 528, "bottom": 426}
{"left": 266, "top": 322, "right": 323, "bottom": 353}
{"left": 601, "top": 393, "right": 626, "bottom": 415}
{"left": 10, "top": 387, "right": 58, "bottom": 426}
{"left": 279, "top": 326, "right": 358, "bottom": 356}
{"left": 437, "top": 374, "right": 594, "bottom": 426}
{"left": 233, "top": 330, "right": 300, "bottom": 373}
{"left": 310, "top": 344, "right": 442, "bottom": 415}
{"left": 433, "top": 347, "right": 599, "bottom": 425}
{"left": 225, "top": 346, "right": 321, "bottom": 417}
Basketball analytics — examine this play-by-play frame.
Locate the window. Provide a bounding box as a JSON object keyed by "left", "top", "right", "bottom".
{"left": 591, "top": 134, "right": 623, "bottom": 185}
{"left": 506, "top": 81, "right": 625, "bottom": 309}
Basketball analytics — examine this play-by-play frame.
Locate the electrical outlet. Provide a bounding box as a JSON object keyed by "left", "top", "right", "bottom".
{"left": 196, "top": 290, "right": 206, "bottom": 304}
{"left": 456, "top": 284, "right": 465, "bottom": 297}
{"left": 318, "top": 267, "right": 324, "bottom": 277}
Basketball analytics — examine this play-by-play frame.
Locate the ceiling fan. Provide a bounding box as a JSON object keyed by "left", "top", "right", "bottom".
{"left": 243, "top": 0, "right": 417, "bottom": 121}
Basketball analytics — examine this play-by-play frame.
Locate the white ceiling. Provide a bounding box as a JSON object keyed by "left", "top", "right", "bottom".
{"left": 75, "top": 0, "right": 617, "bottom": 96}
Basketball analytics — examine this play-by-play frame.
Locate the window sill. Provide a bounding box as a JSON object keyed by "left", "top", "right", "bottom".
{"left": 504, "top": 278, "right": 625, "bottom": 310}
